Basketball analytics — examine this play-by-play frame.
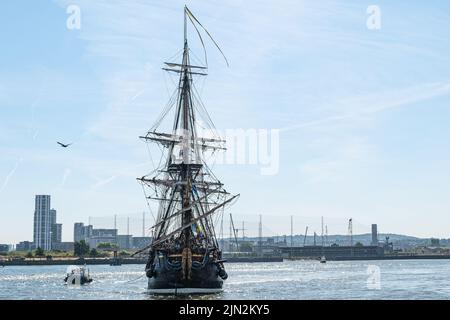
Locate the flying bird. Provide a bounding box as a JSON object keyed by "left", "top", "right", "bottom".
{"left": 57, "top": 142, "right": 72, "bottom": 148}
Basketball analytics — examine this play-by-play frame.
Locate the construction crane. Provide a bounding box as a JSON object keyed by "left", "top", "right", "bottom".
{"left": 229, "top": 213, "right": 239, "bottom": 252}
{"left": 321, "top": 216, "right": 324, "bottom": 247}
{"left": 233, "top": 221, "right": 246, "bottom": 242}
{"left": 303, "top": 226, "right": 308, "bottom": 246}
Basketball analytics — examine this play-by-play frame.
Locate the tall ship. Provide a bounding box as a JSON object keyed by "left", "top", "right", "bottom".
{"left": 135, "top": 6, "right": 239, "bottom": 294}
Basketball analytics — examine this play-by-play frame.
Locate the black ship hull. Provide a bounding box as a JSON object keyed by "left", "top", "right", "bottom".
{"left": 147, "top": 251, "right": 224, "bottom": 294}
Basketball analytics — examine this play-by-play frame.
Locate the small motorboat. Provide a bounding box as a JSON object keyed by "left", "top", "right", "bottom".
{"left": 320, "top": 256, "right": 327, "bottom": 263}
{"left": 64, "top": 265, "right": 93, "bottom": 285}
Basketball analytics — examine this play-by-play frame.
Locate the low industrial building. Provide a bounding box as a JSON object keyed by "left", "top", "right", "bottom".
{"left": 74, "top": 223, "right": 119, "bottom": 248}
{"left": 51, "top": 242, "right": 74, "bottom": 252}
{"left": 132, "top": 237, "right": 152, "bottom": 249}
{"left": 15, "top": 241, "right": 33, "bottom": 251}
{"left": 279, "top": 245, "right": 384, "bottom": 259}
{"left": 88, "top": 229, "right": 118, "bottom": 248}
{"left": 117, "top": 235, "right": 133, "bottom": 249}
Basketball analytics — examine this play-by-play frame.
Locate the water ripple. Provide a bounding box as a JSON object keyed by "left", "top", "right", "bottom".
{"left": 0, "top": 260, "right": 449, "bottom": 300}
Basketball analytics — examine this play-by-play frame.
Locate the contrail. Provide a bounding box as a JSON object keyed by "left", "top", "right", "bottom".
{"left": 60, "top": 168, "right": 72, "bottom": 188}
{"left": 0, "top": 158, "right": 23, "bottom": 194}
{"left": 91, "top": 175, "right": 117, "bottom": 190}
{"left": 32, "top": 129, "right": 39, "bottom": 140}
{"left": 131, "top": 88, "right": 146, "bottom": 101}
{"left": 88, "top": 161, "right": 151, "bottom": 190}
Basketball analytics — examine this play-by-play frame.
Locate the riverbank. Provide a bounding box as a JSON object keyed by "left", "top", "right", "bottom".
{"left": 286, "top": 254, "right": 450, "bottom": 261}
{"left": 4, "top": 254, "right": 449, "bottom": 266}
{"left": 329, "top": 254, "right": 450, "bottom": 261}
{"left": 0, "top": 256, "right": 283, "bottom": 266}
{"left": 0, "top": 257, "right": 144, "bottom": 266}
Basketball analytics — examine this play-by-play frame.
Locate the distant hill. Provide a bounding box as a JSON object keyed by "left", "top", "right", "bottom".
{"left": 228, "top": 233, "right": 449, "bottom": 249}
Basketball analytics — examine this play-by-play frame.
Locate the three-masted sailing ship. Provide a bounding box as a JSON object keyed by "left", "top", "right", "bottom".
{"left": 135, "top": 6, "right": 239, "bottom": 294}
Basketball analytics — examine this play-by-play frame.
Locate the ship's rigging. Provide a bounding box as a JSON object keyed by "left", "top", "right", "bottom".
{"left": 135, "top": 6, "right": 239, "bottom": 259}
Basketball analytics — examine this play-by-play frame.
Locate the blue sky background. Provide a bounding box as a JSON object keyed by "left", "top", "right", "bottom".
{"left": 1, "top": 0, "right": 450, "bottom": 244}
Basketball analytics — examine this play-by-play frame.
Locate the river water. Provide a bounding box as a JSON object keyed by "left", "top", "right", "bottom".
{"left": 0, "top": 260, "right": 449, "bottom": 299}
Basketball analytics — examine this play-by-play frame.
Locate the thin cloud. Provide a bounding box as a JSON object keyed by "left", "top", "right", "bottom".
{"left": 0, "top": 158, "right": 23, "bottom": 194}
{"left": 91, "top": 175, "right": 117, "bottom": 190}
{"left": 32, "top": 129, "right": 39, "bottom": 140}
{"left": 131, "top": 88, "right": 146, "bottom": 101}
{"left": 280, "top": 82, "right": 450, "bottom": 132}
{"left": 89, "top": 161, "right": 151, "bottom": 190}
{"left": 60, "top": 168, "right": 72, "bottom": 188}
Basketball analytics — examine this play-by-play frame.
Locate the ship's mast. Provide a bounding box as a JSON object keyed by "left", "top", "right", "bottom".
{"left": 134, "top": 6, "right": 239, "bottom": 257}
{"left": 181, "top": 7, "right": 190, "bottom": 159}
{"left": 181, "top": 7, "right": 193, "bottom": 248}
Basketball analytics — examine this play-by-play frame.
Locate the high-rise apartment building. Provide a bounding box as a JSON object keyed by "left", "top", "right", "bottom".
{"left": 33, "top": 195, "right": 52, "bottom": 250}
{"left": 52, "top": 223, "right": 62, "bottom": 244}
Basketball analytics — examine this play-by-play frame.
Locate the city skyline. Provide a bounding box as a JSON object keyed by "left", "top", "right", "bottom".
{"left": 1, "top": 1, "right": 450, "bottom": 244}
{"left": 3, "top": 193, "right": 449, "bottom": 247}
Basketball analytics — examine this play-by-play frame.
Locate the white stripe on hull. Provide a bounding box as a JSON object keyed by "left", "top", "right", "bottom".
{"left": 148, "top": 287, "right": 223, "bottom": 295}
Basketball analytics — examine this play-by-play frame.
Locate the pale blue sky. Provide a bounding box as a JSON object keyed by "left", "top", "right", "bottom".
{"left": 1, "top": 0, "right": 450, "bottom": 244}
